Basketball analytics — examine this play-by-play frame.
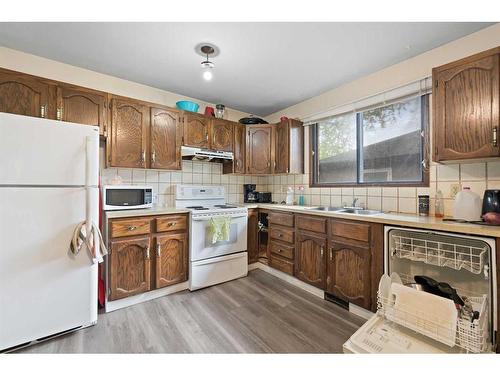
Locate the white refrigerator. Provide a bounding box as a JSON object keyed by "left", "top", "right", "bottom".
{"left": 0, "top": 112, "right": 99, "bottom": 351}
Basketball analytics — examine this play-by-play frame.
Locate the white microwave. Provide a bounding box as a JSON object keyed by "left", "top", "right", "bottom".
{"left": 102, "top": 185, "right": 153, "bottom": 211}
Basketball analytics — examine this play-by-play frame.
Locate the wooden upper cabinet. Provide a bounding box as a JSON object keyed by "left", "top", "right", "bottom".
{"left": 433, "top": 48, "right": 500, "bottom": 161}
{"left": 327, "top": 241, "right": 371, "bottom": 310}
{"left": 150, "top": 106, "right": 182, "bottom": 170}
{"left": 108, "top": 97, "right": 149, "bottom": 168}
{"left": 155, "top": 233, "right": 188, "bottom": 288}
{"left": 211, "top": 118, "right": 233, "bottom": 151}
{"left": 0, "top": 69, "right": 53, "bottom": 119}
{"left": 108, "top": 236, "right": 151, "bottom": 301}
{"left": 295, "top": 232, "right": 326, "bottom": 289}
{"left": 274, "top": 119, "right": 304, "bottom": 174}
{"left": 183, "top": 112, "right": 209, "bottom": 148}
{"left": 56, "top": 84, "right": 107, "bottom": 135}
{"left": 246, "top": 125, "right": 273, "bottom": 174}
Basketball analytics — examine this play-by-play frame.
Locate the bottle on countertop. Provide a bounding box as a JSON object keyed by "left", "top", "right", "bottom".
{"left": 286, "top": 186, "right": 294, "bottom": 205}
{"left": 453, "top": 187, "right": 481, "bottom": 221}
{"left": 297, "top": 185, "right": 305, "bottom": 206}
{"left": 435, "top": 190, "right": 444, "bottom": 218}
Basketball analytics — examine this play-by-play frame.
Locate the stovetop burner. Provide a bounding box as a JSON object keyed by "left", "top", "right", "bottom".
{"left": 213, "top": 204, "right": 237, "bottom": 209}
{"left": 186, "top": 206, "right": 209, "bottom": 210}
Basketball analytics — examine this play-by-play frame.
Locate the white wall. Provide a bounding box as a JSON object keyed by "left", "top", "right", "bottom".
{"left": 0, "top": 46, "right": 249, "bottom": 122}
{"left": 265, "top": 23, "right": 500, "bottom": 215}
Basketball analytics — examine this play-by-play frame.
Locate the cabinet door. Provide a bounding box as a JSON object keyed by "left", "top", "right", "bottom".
{"left": 155, "top": 233, "right": 188, "bottom": 288}
{"left": 233, "top": 123, "right": 246, "bottom": 174}
{"left": 295, "top": 232, "right": 326, "bottom": 289}
{"left": 434, "top": 53, "right": 500, "bottom": 161}
{"left": 108, "top": 98, "right": 149, "bottom": 168}
{"left": 274, "top": 120, "right": 289, "bottom": 174}
{"left": 183, "top": 113, "right": 209, "bottom": 148}
{"left": 247, "top": 209, "right": 259, "bottom": 264}
{"left": 247, "top": 125, "right": 273, "bottom": 174}
{"left": 108, "top": 236, "right": 151, "bottom": 301}
{"left": 211, "top": 118, "right": 233, "bottom": 151}
{"left": 57, "top": 84, "right": 107, "bottom": 135}
{"left": 150, "top": 107, "right": 181, "bottom": 170}
{"left": 0, "top": 69, "right": 52, "bottom": 119}
{"left": 327, "top": 241, "right": 371, "bottom": 310}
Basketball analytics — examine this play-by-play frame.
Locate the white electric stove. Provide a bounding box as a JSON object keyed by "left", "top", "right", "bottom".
{"left": 175, "top": 185, "right": 248, "bottom": 290}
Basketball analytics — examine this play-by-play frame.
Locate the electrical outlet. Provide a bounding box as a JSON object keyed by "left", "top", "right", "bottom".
{"left": 450, "top": 183, "right": 461, "bottom": 199}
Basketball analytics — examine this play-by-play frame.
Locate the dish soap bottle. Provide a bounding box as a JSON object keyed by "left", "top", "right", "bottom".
{"left": 285, "top": 186, "right": 294, "bottom": 205}
{"left": 435, "top": 190, "right": 444, "bottom": 218}
{"left": 297, "top": 186, "right": 305, "bottom": 206}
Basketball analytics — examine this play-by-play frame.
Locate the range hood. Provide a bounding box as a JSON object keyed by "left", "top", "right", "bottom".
{"left": 181, "top": 146, "right": 233, "bottom": 161}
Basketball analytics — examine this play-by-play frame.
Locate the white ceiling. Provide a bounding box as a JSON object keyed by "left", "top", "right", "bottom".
{"left": 0, "top": 22, "right": 493, "bottom": 116}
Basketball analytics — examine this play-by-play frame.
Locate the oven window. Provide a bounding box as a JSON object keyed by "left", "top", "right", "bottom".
{"left": 106, "top": 189, "right": 144, "bottom": 206}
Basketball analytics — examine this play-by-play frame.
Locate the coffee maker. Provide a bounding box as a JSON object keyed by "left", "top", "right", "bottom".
{"left": 244, "top": 184, "right": 258, "bottom": 203}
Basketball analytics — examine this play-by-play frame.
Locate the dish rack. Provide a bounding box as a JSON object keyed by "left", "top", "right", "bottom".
{"left": 377, "top": 289, "right": 489, "bottom": 353}
{"left": 391, "top": 232, "right": 488, "bottom": 275}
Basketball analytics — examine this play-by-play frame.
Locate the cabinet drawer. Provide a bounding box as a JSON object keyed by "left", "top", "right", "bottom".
{"left": 156, "top": 215, "right": 187, "bottom": 233}
{"left": 269, "top": 240, "right": 294, "bottom": 260}
{"left": 111, "top": 218, "right": 151, "bottom": 238}
{"left": 296, "top": 215, "right": 327, "bottom": 234}
{"left": 330, "top": 219, "right": 370, "bottom": 242}
{"left": 268, "top": 211, "right": 294, "bottom": 227}
{"left": 269, "top": 226, "right": 294, "bottom": 244}
{"left": 269, "top": 255, "right": 294, "bottom": 275}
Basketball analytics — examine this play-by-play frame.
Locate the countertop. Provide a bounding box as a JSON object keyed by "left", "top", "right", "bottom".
{"left": 103, "top": 203, "right": 500, "bottom": 238}
{"left": 104, "top": 206, "right": 190, "bottom": 219}
{"left": 245, "top": 203, "right": 500, "bottom": 238}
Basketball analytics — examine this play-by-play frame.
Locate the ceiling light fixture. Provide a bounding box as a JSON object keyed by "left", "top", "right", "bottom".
{"left": 199, "top": 45, "right": 215, "bottom": 81}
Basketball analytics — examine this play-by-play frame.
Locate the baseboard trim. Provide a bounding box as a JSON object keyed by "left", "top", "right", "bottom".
{"left": 349, "top": 303, "right": 374, "bottom": 320}
{"left": 249, "top": 262, "right": 324, "bottom": 299}
{"left": 105, "top": 281, "right": 189, "bottom": 313}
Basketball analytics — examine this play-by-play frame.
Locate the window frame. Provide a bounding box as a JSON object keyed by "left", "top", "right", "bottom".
{"left": 310, "top": 94, "right": 429, "bottom": 188}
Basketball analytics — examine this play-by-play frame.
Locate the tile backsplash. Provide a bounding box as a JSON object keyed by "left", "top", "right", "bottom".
{"left": 101, "top": 160, "right": 266, "bottom": 207}
{"left": 266, "top": 161, "right": 500, "bottom": 216}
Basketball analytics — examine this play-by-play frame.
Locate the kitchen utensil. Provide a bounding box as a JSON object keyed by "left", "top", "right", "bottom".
{"left": 204, "top": 106, "right": 215, "bottom": 117}
{"left": 414, "top": 276, "right": 464, "bottom": 307}
{"left": 239, "top": 115, "right": 268, "bottom": 124}
{"left": 176, "top": 100, "right": 199, "bottom": 113}
{"left": 215, "top": 104, "right": 225, "bottom": 119}
{"left": 482, "top": 189, "right": 500, "bottom": 215}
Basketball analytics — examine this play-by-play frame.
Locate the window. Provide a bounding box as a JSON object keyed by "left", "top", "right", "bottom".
{"left": 311, "top": 94, "right": 429, "bottom": 186}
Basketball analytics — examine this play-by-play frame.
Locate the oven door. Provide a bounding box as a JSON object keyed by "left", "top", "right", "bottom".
{"left": 190, "top": 213, "right": 248, "bottom": 261}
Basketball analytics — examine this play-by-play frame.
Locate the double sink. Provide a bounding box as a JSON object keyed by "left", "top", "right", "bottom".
{"left": 306, "top": 206, "right": 384, "bottom": 215}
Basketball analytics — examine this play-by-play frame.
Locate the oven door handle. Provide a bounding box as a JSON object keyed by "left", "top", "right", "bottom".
{"left": 192, "top": 214, "right": 247, "bottom": 221}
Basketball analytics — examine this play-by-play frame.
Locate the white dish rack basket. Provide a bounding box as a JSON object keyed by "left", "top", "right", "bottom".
{"left": 391, "top": 232, "right": 488, "bottom": 275}
{"left": 377, "top": 289, "right": 489, "bottom": 353}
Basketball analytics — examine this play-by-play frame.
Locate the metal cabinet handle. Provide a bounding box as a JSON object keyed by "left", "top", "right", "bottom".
{"left": 329, "top": 248, "right": 333, "bottom": 261}
{"left": 277, "top": 249, "right": 282, "bottom": 253}
{"left": 145, "top": 246, "right": 150, "bottom": 259}
{"left": 278, "top": 233, "right": 283, "bottom": 238}
{"left": 141, "top": 150, "right": 146, "bottom": 165}
{"left": 205, "top": 133, "right": 209, "bottom": 142}
{"left": 151, "top": 150, "right": 156, "bottom": 164}
{"left": 56, "top": 107, "right": 63, "bottom": 121}
{"left": 168, "top": 222, "right": 177, "bottom": 227}
{"left": 156, "top": 243, "right": 161, "bottom": 257}
{"left": 493, "top": 127, "right": 498, "bottom": 147}
{"left": 127, "top": 226, "right": 137, "bottom": 231}
{"left": 320, "top": 246, "right": 324, "bottom": 257}
{"left": 40, "top": 105, "right": 46, "bottom": 118}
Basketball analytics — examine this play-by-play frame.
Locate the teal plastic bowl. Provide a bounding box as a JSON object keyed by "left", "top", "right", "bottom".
{"left": 176, "top": 101, "right": 199, "bottom": 113}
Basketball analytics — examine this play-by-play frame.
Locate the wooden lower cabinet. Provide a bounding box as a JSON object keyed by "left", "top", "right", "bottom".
{"left": 107, "top": 214, "right": 189, "bottom": 301}
{"left": 247, "top": 209, "right": 259, "bottom": 264}
{"left": 155, "top": 233, "right": 188, "bottom": 288}
{"left": 295, "top": 232, "right": 326, "bottom": 289}
{"left": 326, "top": 241, "right": 371, "bottom": 310}
{"left": 108, "top": 236, "right": 151, "bottom": 301}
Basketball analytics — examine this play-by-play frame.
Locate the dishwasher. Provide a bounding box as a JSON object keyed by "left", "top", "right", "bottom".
{"left": 343, "top": 226, "right": 497, "bottom": 353}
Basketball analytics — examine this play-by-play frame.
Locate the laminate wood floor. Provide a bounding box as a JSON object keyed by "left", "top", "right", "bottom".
{"left": 16, "top": 270, "right": 365, "bottom": 353}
